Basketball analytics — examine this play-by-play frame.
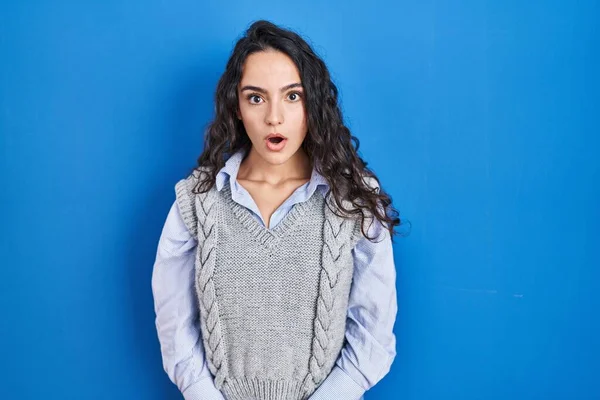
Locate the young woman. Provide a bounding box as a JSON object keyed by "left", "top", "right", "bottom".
{"left": 152, "top": 19, "right": 406, "bottom": 400}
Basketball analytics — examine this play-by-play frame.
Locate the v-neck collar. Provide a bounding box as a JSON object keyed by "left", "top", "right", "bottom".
{"left": 219, "top": 182, "right": 323, "bottom": 249}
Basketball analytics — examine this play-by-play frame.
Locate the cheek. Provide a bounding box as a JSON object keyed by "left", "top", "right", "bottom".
{"left": 242, "top": 116, "right": 268, "bottom": 143}
{"left": 290, "top": 104, "right": 307, "bottom": 130}
{"left": 239, "top": 107, "right": 262, "bottom": 130}
{"left": 285, "top": 102, "right": 303, "bottom": 118}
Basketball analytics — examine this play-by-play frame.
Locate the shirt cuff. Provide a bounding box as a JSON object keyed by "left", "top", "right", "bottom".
{"left": 310, "top": 365, "right": 366, "bottom": 400}
{"left": 182, "top": 377, "right": 226, "bottom": 400}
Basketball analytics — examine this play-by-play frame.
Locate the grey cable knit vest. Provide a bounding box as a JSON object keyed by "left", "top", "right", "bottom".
{"left": 175, "top": 168, "right": 363, "bottom": 400}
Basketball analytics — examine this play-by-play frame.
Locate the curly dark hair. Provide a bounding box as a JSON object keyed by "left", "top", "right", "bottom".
{"left": 191, "top": 19, "right": 410, "bottom": 242}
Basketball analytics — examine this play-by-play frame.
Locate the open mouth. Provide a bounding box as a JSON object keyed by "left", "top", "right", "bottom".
{"left": 265, "top": 135, "right": 288, "bottom": 151}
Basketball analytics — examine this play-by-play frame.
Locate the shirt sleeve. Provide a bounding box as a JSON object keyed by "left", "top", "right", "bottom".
{"left": 151, "top": 200, "right": 225, "bottom": 400}
{"left": 309, "top": 214, "right": 398, "bottom": 400}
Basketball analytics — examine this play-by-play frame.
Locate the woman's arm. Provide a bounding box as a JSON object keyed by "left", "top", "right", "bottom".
{"left": 310, "top": 214, "right": 398, "bottom": 400}
{"left": 151, "top": 201, "right": 225, "bottom": 400}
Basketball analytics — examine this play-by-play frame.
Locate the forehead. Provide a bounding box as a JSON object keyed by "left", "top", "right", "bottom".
{"left": 239, "top": 50, "right": 301, "bottom": 87}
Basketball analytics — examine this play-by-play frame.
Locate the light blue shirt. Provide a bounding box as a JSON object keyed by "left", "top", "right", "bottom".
{"left": 151, "top": 148, "right": 398, "bottom": 400}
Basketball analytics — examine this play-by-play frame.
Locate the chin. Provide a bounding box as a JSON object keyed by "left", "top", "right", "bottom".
{"left": 261, "top": 151, "right": 293, "bottom": 165}
{"left": 255, "top": 143, "right": 299, "bottom": 162}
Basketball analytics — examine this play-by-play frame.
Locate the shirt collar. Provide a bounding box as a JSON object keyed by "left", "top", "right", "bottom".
{"left": 215, "top": 148, "right": 330, "bottom": 197}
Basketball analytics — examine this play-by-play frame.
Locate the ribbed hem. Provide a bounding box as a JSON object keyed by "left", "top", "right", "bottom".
{"left": 221, "top": 377, "right": 306, "bottom": 400}
{"left": 182, "top": 376, "right": 226, "bottom": 400}
{"left": 309, "top": 365, "right": 366, "bottom": 400}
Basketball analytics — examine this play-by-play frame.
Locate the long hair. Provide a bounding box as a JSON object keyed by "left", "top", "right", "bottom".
{"left": 192, "top": 19, "right": 409, "bottom": 242}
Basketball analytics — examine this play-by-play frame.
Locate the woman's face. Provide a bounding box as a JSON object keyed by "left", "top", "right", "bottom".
{"left": 237, "top": 50, "right": 307, "bottom": 165}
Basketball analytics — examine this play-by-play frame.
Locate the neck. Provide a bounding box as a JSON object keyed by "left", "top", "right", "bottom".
{"left": 238, "top": 146, "right": 312, "bottom": 185}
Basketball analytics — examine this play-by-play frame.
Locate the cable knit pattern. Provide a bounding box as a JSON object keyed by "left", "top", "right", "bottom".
{"left": 176, "top": 170, "right": 230, "bottom": 389}
{"left": 302, "top": 196, "right": 363, "bottom": 393}
{"left": 175, "top": 171, "right": 362, "bottom": 400}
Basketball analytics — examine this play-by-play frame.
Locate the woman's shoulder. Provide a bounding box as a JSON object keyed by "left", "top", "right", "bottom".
{"left": 184, "top": 165, "right": 211, "bottom": 182}
{"left": 175, "top": 165, "right": 213, "bottom": 193}
{"left": 173, "top": 166, "right": 215, "bottom": 237}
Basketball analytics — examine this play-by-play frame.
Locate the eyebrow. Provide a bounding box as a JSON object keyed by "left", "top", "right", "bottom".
{"left": 239, "top": 83, "right": 303, "bottom": 94}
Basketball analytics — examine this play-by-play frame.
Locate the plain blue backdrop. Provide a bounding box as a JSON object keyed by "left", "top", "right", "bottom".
{"left": 1, "top": 1, "right": 598, "bottom": 399}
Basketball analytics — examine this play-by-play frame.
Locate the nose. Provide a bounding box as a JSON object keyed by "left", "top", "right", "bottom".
{"left": 265, "top": 100, "right": 283, "bottom": 126}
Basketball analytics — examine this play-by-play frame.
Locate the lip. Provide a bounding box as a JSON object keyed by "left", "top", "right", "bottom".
{"left": 265, "top": 133, "right": 288, "bottom": 140}
{"left": 265, "top": 133, "right": 288, "bottom": 152}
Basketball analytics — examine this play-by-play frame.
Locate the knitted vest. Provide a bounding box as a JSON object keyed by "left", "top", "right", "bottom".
{"left": 175, "top": 168, "right": 363, "bottom": 400}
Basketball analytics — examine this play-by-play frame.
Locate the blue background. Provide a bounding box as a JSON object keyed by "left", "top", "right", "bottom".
{"left": 1, "top": 1, "right": 598, "bottom": 399}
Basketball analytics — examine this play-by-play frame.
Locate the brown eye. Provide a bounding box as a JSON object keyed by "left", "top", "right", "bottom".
{"left": 248, "top": 94, "right": 263, "bottom": 104}
{"left": 288, "top": 92, "right": 302, "bottom": 102}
